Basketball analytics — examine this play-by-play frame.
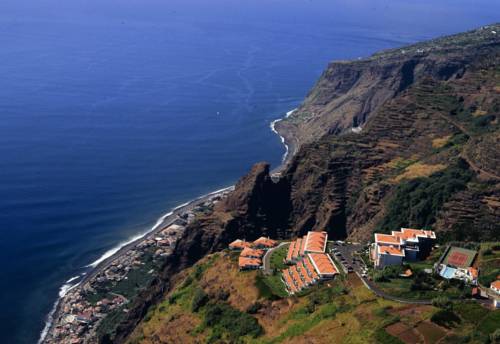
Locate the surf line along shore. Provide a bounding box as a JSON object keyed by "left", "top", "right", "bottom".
{"left": 40, "top": 108, "right": 297, "bottom": 343}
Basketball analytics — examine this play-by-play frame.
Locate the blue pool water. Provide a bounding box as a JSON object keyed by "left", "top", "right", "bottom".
{"left": 0, "top": 0, "right": 499, "bottom": 342}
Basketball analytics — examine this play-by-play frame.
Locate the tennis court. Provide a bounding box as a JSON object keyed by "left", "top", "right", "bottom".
{"left": 442, "top": 247, "right": 477, "bottom": 268}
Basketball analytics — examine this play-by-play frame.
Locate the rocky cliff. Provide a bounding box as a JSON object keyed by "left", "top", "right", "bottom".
{"left": 110, "top": 24, "right": 500, "bottom": 343}
{"left": 275, "top": 24, "right": 500, "bottom": 150}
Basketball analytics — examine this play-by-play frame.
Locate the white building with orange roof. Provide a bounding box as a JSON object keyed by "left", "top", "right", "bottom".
{"left": 491, "top": 280, "right": 500, "bottom": 294}
{"left": 253, "top": 236, "right": 278, "bottom": 249}
{"left": 238, "top": 256, "right": 262, "bottom": 270}
{"left": 240, "top": 247, "right": 265, "bottom": 259}
{"left": 308, "top": 253, "right": 339, "bottom": 279}
{"left": 371, "top": 227, "right": 436, "bottom": 269}
{"left": 229, "top": 239, "right": 252, "bottom": 250}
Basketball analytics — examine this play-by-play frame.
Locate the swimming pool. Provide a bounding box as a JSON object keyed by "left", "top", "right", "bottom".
{"left": 440, "top": 266, "right": 457, "bottom": 279}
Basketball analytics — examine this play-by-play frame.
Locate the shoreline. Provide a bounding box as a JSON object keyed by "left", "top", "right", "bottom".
{"left": 270, "top": 108, "right": 298, "bottom": 174}
{"left": 40, "top": 108, "right": 297, "bottom": 343}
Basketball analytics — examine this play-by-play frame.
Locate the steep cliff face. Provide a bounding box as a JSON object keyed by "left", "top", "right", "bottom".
{"left": 113, "top": 25, "right": 500, "bottom": 343}
{"left": 276, "top": 24, "right": 500, "bottom": 149}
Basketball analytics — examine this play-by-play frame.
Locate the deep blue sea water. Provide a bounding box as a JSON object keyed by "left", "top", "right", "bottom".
{"left": 0, "top": 0, "right": 498, "bottom": 342}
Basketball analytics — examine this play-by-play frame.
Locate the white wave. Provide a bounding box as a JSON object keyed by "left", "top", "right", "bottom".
{"left": 40, "top": 185, "right": 235, "bottom": 343}
{"left": 65, "top": 275, "right": 80, "bottom": 284}
{"left": 85, "top": 185, "right": 234, "bottom": 269}
{"left": 38, "top": 276, "right": 82, "bottom": 344}
{"left": 270, "top": 108, "right": 296, "bottom": 162}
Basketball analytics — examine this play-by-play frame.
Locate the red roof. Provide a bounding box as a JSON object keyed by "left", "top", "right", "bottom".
{"left": 229, "top": 239, "right": 251, "bottom": 250}
{"left": 240, "top": 247, "right": 265, "bottom": 258}
{"left": 238, "top": 256, "right": 261, "bottom": 268}
{"left": 304, "top": 231, "right": 328, "bottom": 253}
{"left": 308, "top": 253, "right": 339, "bottom": 276}
{"left": 378, "top": 245, "right": 405, "bottom": 256}
{"left": 253, "top": 237, "right": 277, "bottom": 248}
{"left": 375, "top": 233, "right": 401, "bottom": 245}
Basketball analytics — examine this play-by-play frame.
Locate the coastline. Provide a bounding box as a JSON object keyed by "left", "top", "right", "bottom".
{"left": 40, "top": 108, "right": 297, "bottom": 343}
{"left": 270, "top": 108, "right": 298, "bottom": 175}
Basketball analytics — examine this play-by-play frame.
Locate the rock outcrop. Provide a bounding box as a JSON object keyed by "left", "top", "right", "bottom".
{"left": 276, "top": 24, "right": 500, "bottom": 149}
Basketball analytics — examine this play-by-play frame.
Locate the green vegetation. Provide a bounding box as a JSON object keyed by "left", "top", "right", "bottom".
{"left": 191, "top": 288, "right": 209, "bottom": 312}
{"left": 373, "top": 328, "right": 405, "bottom": 344}
{"left": 202, "top": 302, "right": 263, "bottom": 341}
{"left": 377, "top": 161, "right": 473, "bottom": 233}
{"left": 97, "top": 306, "right": 128, "bottom": 343}
{"left": 269, "top": 244, "right": 288, "bottom": 271}
{"left": 254, "top": 273, "right": 287, "bottom": 300}
{"left": 478, "top": 243, "right": 500, "bottom": 287}
{"left": 374, "top": 265, "right": 470, "bottom": 300}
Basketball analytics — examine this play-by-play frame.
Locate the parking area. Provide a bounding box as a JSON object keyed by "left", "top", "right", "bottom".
{"left": 329, "top": 241, "right": 368, "bottom": 277}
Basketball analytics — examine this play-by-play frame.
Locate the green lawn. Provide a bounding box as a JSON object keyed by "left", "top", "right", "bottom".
{"left": 269, "top": 244, "right": 289, "bottom": 271}
{"left": 376, "top": 276, "right": 464, "bottom": 300}
{"left": 478, "top": 242, "right": 500, "bottom": 287}
{"left": 255, "top": 273, "right": 288, "bottom": 300}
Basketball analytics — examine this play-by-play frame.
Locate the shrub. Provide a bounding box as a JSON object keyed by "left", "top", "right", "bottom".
{"left": 377, "top": 162, "right": 472, "bottom": 233}
{"left": 191, "top": 289, "right": 208, "bottom": 312}
{"left": 431, "top": 309, "right": 460, "bottom": 328}
{"left": 432, "top": 296, "right": 453, "bottom": 310}
{"left": 246, "top": 302, "right": 262, "bottom": 314}
{"left": 204, "top": 303, "right": 263, "bottom": 339}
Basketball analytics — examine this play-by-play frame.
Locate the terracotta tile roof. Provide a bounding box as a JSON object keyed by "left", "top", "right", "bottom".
{"left": 286, "top": 241, "right": 296, "bottom": 262}
{"left": 293, "top": 238, "right": 303, "bottom": 259}
{"left": 399, "top": 228, "right": 436, "bottom": 240}
{"left": 303, "top": 256, "right": 319, "bottom": 279}
{"left": 240, "top": 247, "right": 265, "bottom": 258}
{"left": 308, "top": 253, "right": 339, "bottom": 276}
{"left": 229, "top": 239, "right": 251, "bottom": 250}
{"left": 491, "top": 280, "right": 500, "bottom": 290}
{"left": 238, "top": 256, "right": 261, "bottom": 268}
{"left": 282, "top": 269, "right": 297, "bottom": 293}
{"left": 304, "top": 231, "right": 328, "bottom": 253}
{"left": 378, "top": 245, "right": 405, "bottom": 256}
{"left": 468, "top": 267, "right": 478, "bottom": 279}
{"left": 375, "top": 233, "right": 401, "bottom": 245}
{"left": 290, "top": 266, "right": 304, "bottom": 289}
{"left": 253, "top": 236, "right": 277, "bottom": 248}
{"left": 298, "top": 261, "right": 313, "bottom": 285}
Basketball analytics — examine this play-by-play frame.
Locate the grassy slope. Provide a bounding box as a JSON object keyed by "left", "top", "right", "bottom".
{"left": 126, "top": 253, "right": 499, "bottom": 344}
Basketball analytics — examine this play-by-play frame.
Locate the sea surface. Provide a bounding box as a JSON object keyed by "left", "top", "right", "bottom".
{"left": 0, "top": 0, "right": 498, "bottom": 342}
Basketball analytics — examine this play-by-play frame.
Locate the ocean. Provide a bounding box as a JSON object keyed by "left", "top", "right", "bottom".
{"left": 0, "top": 0, "right": 498, "bottom": 342}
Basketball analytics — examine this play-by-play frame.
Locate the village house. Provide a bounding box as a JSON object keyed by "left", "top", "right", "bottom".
{"left": 370, "top": 228, "right": 436, "bottom": 269}
{"left": 240, "top": 247, "right": 265, "bottom": 259}
{"left": 253, "top": 236, "right": 278, "bottom": 249}
{"left": 238, "top": 256, "right": 262, "bottom": 270}
{"left": 229, "top": 239, "right": 252, "bottom": 250}
{"left": 491, "top": 280, "right": 500, "bottom": 294}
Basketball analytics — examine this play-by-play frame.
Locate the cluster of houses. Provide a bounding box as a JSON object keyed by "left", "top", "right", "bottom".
{"left": 282, "top": 231, "right": 339, "bottom": 294}
{"left": 46, "top": 221, "right": 190, "bottom": 344}
{"left": 229, "top": 237, "right": 278, "bottom": 269}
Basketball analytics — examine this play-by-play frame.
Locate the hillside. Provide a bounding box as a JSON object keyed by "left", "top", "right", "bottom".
{"left": 126, "top": 251, "right": 500, "bottom": 343}
{"left": 91, "top": 25, "right": 500, "bottom": 343}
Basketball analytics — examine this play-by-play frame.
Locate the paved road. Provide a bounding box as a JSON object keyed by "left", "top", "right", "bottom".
{"left": 331, "top": 242, "right": 434, "bottom": 305}
{"left": 262, "top": 242, "right": 289, "bottom": 275}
